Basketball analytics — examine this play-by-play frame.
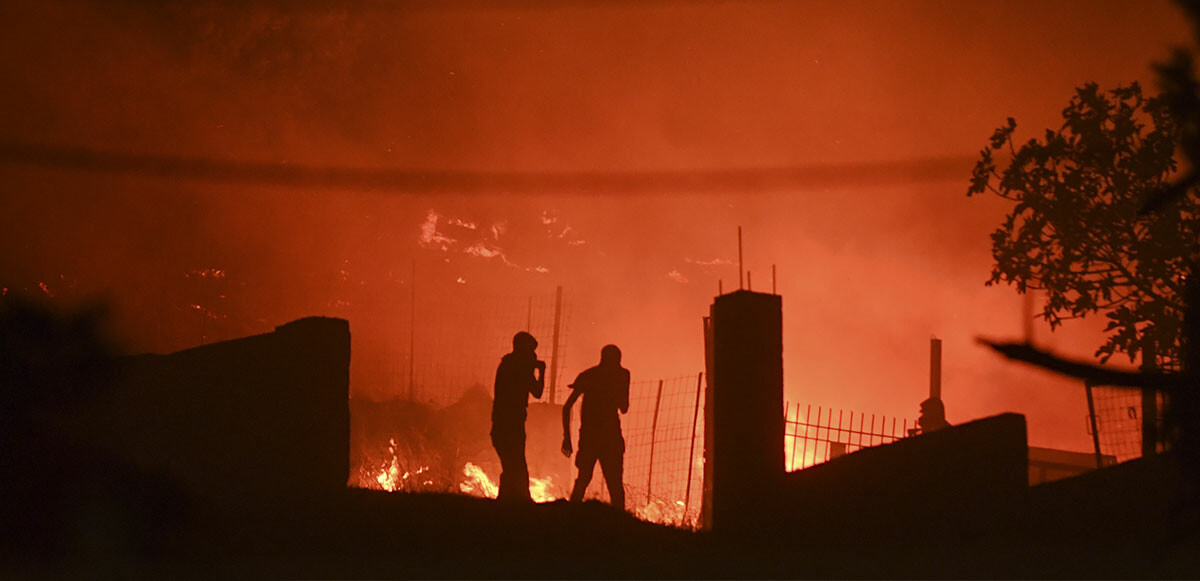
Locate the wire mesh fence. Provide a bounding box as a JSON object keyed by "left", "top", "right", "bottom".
{"left": 620, "top": 374, "right": 705, "bottom": 527}
{"left": 784, "top": 402, "right": 914, "bottom": 472}
{"left": 352, "top": 286, "right": 571, "bottom": 408}
{"left": 1086, "top": 383, "right": 1167, "bottom": 463}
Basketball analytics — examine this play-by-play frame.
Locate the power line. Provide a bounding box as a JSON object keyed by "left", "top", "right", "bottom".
{"left": 0, "top": 140, "right": 975, "bottom": 194}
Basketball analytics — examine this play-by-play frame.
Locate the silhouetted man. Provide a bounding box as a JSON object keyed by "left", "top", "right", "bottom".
{"left": 918, "top": 397, "right": 950, "bottom": 433}
{"left": 561, "top": 344, "right": 630, "bottom": 509}
{"left": 492, "top": 331, "right": 545, "bottom": 502}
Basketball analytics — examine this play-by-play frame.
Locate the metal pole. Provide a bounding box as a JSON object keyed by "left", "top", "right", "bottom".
{"left": 683, "top": 372, "right": 703, "bottom": 521}
{"left": 930, "top": 337, "right": 942, "bottom": 400}
{"left": 789, "top": 404, "right": 800, "bottom": 471}
{"left": 801, "top": 404, "right": 811, "bottom": 470}
{"left": 1022, "top": 290, "right": 1035, "bottom": 344}
{"left": 1085, "top": 381, "right": 1104, "bottom": 469}
{"left": 409, "top": 258, "right": 416, "bottom": 401}
{"left": 784, "top": 402, "right": 791, "bottom": 469}
{"left": 737, "top": 226, "right": 744, "bottom": 290}
{"left": 1141, "top": 341, "right": 1158, "bottom": 457}
{"left": 549, "top": 286, "right": 563, "bottom": 404}
{"left": 647, "top": 379, "right": 665, "bottom": 504}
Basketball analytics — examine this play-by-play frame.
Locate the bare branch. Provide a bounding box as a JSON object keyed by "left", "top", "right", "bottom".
{"left": 976, "top": 338, "right": 1184, "bottom": 390}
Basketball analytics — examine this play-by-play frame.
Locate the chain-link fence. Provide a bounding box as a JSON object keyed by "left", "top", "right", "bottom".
{"left": 620, "top": 374, "right": 705, "bottom": 527}
{"left": 352, "top": 285, "right": 571, "bottom": 408}
{"left": 1086, "top": 383, "right": 1167, "bottom": 463}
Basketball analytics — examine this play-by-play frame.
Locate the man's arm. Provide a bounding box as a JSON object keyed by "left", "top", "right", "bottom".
{"left": 561, "top": 389, "right": 581, "bottom": 457}
{"left": 530, "top": 360, "right": 546, "bottom": 399}
{"left": 618, "top": 370, "right": 630, "bottom": 414}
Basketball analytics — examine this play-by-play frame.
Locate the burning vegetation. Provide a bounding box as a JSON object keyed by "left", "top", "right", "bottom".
{"left": 349, "top": 389, "right": 702, "bottom": 526}
{"left": 349, "top": 390, "right": 573, "bottom": 503}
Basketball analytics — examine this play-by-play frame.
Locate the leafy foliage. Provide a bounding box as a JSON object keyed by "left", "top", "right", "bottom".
{"left": 968, "top": 82, "right": 1200, "bottom": 369}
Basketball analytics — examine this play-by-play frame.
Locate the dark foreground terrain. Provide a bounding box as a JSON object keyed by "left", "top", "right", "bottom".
{"left": 4, "top": 314, "right": 1199, "bottom": 578}
{"left": 5, "top": 435, "right": 1200, "bottom": 579}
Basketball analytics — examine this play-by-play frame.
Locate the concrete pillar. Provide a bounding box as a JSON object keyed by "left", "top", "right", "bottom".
{"left": 704, "top": 290, "right": 783, "bottom": 532}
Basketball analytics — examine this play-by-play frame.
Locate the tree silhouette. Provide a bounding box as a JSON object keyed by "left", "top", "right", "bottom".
{"left": 968, "top": 82, "right": 1199, "bottom": 370}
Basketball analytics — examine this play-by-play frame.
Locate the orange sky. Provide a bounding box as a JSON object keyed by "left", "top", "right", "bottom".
{"left": 0, "top": 0, "right": 1192, "bottom": 452}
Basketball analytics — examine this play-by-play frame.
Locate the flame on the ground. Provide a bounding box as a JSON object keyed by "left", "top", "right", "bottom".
{"left": 635, "top": 498, "right": 691, "bottom": 526}
{"left": 360, "top": 439, "right": 558, "bottom": 501}
{"left": 373, "top": 437, "right": 429, "bottom": 492}
{"left": 529, "top": 475, "right": 556, "bottom": 503}
{"left": 460, "top": 462, "right": 499, "bottom": 498}
{"left": 459, "top": 462, "right": 558, "bottom": 503}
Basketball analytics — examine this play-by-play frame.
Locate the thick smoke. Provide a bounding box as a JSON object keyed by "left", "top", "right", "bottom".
{"left": 0, "top": 0, "right": 1191, "bottom": 456}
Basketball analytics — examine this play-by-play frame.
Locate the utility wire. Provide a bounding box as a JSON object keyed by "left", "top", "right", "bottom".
{"left": 0, "top": 140, "right": 975, "bottom": 194}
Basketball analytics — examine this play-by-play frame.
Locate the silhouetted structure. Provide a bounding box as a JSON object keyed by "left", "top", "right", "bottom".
{"left": 1028, "top": 446, "right": 1117, "bottom": 485}
{"left": 54, "top": 317, "right": 351, "bottom": 510}
{"left": 491, "top": 331, "right": 545, "bottom": 502}
{"left": 562, "top": 344, "right": 631, "bottom": 509}
{"left": 917, "top": 396, "right": 950, "bottom": 433}
{"left": 702, "top": 290, "right": 784, "bottom": 531}
{"left": 777, "top": 414, "right": 1030, "bottom": 543}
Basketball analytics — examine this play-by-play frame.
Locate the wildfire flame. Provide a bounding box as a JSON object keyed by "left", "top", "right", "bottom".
{"left": 364, "top": 440, "right": 559, "bottom": 502}
{"left": 635, "top": 498, "right": 691, "bottom": 527}
{"left": 373, "top": 437, "right": 430, "bottom": 492}
{"left": 529, "top": 475, "right": 556, "bottom": 503}
{"left": 459, "top": 462, "right": 558, "bottom": 503}
{"left": 460, "top": 462, "right": 499, "bottom": 498}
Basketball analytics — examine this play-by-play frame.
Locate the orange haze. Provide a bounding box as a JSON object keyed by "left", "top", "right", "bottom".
{"left": 0, "top": 0, "right": 1191, "bottom": 453}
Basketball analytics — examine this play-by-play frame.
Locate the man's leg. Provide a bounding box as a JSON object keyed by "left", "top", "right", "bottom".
{"left": 492, "top": 430, "right": 531, "bottom": 502}
{"left": 598, "top": 436, "right": 625, "bottom": 510}
{"left": 511, "top": 431, "right": 531, "bottom": 501}
{"left": 491, "top": 431, "right": 512, "bottom": 500}
{"left": 570, "top": 446, "right": 598, "bottom": 502}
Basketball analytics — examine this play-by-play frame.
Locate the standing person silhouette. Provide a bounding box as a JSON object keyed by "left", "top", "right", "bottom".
{"left": 492, "top": 331, "right": 545, "bottom": 502}
{"left": 561, "top": 344, "right": 630, "bottom": 510}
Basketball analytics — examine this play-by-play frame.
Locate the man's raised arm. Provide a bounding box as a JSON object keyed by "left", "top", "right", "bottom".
{"left": 618, "top": 370, "right": 630, "bottom": 414}
{"left": 561, "top": 389, "right": 581, "bottom": 457}
{"left": 531, "top": 360, "right": 546, "bottom": 399}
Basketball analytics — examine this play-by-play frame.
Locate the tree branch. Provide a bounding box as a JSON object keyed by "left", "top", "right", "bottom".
{"left": 976, "top": 338, "right": 1184, "bottom": 389}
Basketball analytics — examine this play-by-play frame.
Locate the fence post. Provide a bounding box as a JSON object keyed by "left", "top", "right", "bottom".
{"left": 789, "top": 404, "right": 800, "bottom": 471}
{"left": 548, "top": 286, "right": 563, "bottom": 404}
{"left": 783, "top": 402, "right": 791, "bottom": 471}
{"left": 1085, "top": 381, "right": 1103, "bottom": 469}
{"left": 408, "top": 258, "right": 416, "bottom": 401}
{"left": 1141, "top": 341, "right": 1157, "bottom": 457}
{"left": 647, "top": 379, "right": 665, "bottom": 504}
{"left": 684, "top": 372, "right": 703, "bottom": 521}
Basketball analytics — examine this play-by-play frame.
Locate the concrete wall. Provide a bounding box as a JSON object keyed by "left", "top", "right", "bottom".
{"left": 54, "top": 317, "right": 350, "bottom": 511}
{"left": 773, "top": 414, "right": 1029, "bottom": 543}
